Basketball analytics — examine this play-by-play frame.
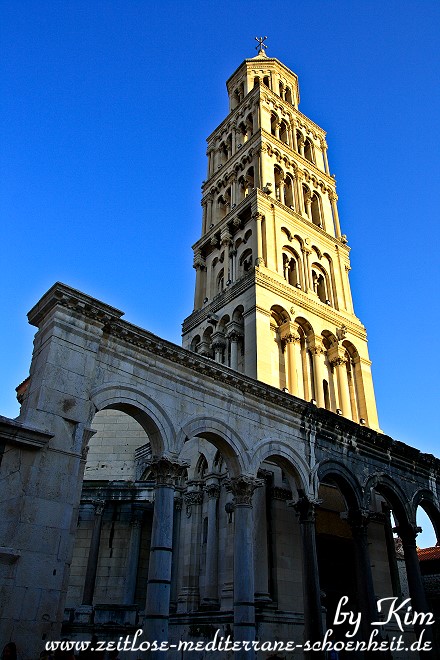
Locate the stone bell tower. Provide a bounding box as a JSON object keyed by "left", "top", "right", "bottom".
{"left": 182, "top": 39, "right": 380, "bottom": 431}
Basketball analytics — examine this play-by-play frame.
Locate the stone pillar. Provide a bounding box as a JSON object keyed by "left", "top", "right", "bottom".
{"left": 123, "top": 505, "right": 144, "bottom": 605}
{"left": 211, "top": 331, "right": 226, "bottom": 364}
{"left": 298, "top": 135, "right": 305, "bottom": 158}
{"left": 177, "top": 483, "right": 204, "bottom": 611}
{"left": 329, "top": 191, "right": 342, "bottom": 238}
{"left": 82, "top": 499, "right": 105, "bottom": 606}
{"left": 193, "top": 251, "right": 206, "bottom": 309}
{"left": 231, "top": 475, "right": 263, "bottom": 660}
{"left": 320, "top": 139, "right": 330, "bottom": 174}
{"left": 206, "top": 194, "right": 213, "bottom": 228}
{"left": 304, "top": 190, "right": 312, "bottom": 220}
{"left": 231, "top": 123, "right": 237, "bottom": 154}
{"left": 221, "top": 229, "right": 231, "bottom": 281}
{"left": 348, "top": 510, "right": 378, "bottom": 641}
{"left": 293, "top": 496, "right": 324, "bottom": 656}
{"left": 170, "top": 495, "right": 183, "bottom": 611}
{"left": 310, "top": 337, "right": 325, "bottom": 407}
{"left": 227, "top": 324, "right": 242, "bottom": 371}
{"left": 230, "top": 248, "right": 237, "bottom": 282}
{"left": 144, "top": 457, "right": 186, "bottom": 647}
{"left": 330, "top": 350, "right": 351, "bottom": 418}
{"left": 254, "top": 472, "right": 271, "bottom": 604}
{"left": 202, "top": 481, "right": 220, "bottom": 608}
{"left": 253, "top": 212, "right": 265, "bottom": 267}
{"left": 280, "top": 322, "right": 300, "bottom": 396}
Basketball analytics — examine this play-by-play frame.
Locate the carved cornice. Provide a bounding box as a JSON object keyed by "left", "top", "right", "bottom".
{"left": 28, "top": 282, "right": 124, "bottom": 328}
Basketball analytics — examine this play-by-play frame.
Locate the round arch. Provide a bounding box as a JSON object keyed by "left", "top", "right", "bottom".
{"left": 177, "top": 416, "right": 246, "bottom": 478}
{"left": 316, "top": 459, "right": 363, "bottom": 511}
{"left": 363, "top": 472, "right": 412, "bottom": 527}
{"left": 249, "top": 438, "right": 310, "bottom": 496}
{"left": 412, "top": 489, "right": 440, "bottom": 542}
{"left": 90, "top": 383, "right": 176, "bottom": 456}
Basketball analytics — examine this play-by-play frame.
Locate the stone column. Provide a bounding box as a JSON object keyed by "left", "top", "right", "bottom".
{"left": 211, "top": 331, "right": 226, "bottom": 364}
{"left": 193, "top": 251, "right": 206, "bottom": 309}
{"left": 320, "top": 139, "right": 330, "bottom": 174}
{"left": 206, "top": 194, "right": 213, "bottom": 228}
{"left": 398, "top": 523, "right": 435, "bottom": 643}
{"left": 144, "top": 457, "right": 186, "bottom": 647}
{"left": 254, "top": 472, "right": 271, "bottom": 604}
{"left": 231, "top": 475, "right": 263, "bottom": 660}
{"left": 123, "top": 505, "right": 144, "bottom": 605}
{"left": 170, "top": 495, "right": 183, "bottom": 611}
{"left": 348, "top": 510, "right": 378, "bottom": 641}
{"left": 231, "top": 123, "right": 237, "bottom": 154}
{"left": 202, "top": 481, "right": 220, "bottom": 609}
{"left": 329, "top": 191, "right": 342, "bottom": 238}
{"left": 178, "top": 483, "right": 204, "bottom": 611}
{"left": 230, "top": 248, "right": 237, "bottom": 282}
{"left": 309, "top": 337, "right": 325, "bottom": 407}
{"left": 330, "top": 350, "right": 351, "bottom": 418}
{"left": 253, "top": 212, "right": 265, "bottom": 267}
{"left": 291, "top": 120, "right": 298, "bottom": 151}
{"left": 82, "top": 499, "right": 105, "bottom": 606}
{"left": 227, "top": 327, "right": 242, "bottom": 371}
{"left": 292, "top": 496, "right": 324, "bottom": 656}
{"left": 280, "top": 322, "right": 300, "bottom": 396}
{"left": 304, "top": 190, "right": 312, "bottom": 220}
{"left": 221, "top": 229, "right": 231, "bottom": 281}
{"left": 298, "top": 135, "right": 305, "bottom": 158}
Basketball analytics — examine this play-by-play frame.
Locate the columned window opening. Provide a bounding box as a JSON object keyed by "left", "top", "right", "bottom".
{"left": 246, "top": 113, "right": 254, "bottom": 137}
{"left": 304, "top": 138, "right": 314, "bottom": 163}
{"left": 311, "top": 193, "right": 322, "bottom": 227}
{"left": 216, "top": 269, "right": 224, "bottom": 293}
{"left": 263, "top": 75, "right": 271, "bottom": 88}
{"left": 279, "top": 119, "right": 289, "bottom": 145}
{"left": 246, "top": 166, "right": 254, "bottom": 192}
{"left": 239, "top": 248, "right": 253, "bottom": 277}
{"left": 274, "top": 166, "right": 284, "bottom": 202}
{"left": 279, "top": 81, "right": 285, "bottom": 99}
{"left": 270, "top": 112, "right": 279, "bottom": 137}
{"left": 282, "top": 251, "right": 300, "bottom": 287}
{"left": 253, "top": 76, "right": 260, "bottom": 88}
{"left": 284, "top": 174, "right": 294, "bottom": 208}
{"left": 285, "top": 87, "right": 293, "bottom": 104}
{"left": 312, "top": 268, "right": 328, "bottom": 303}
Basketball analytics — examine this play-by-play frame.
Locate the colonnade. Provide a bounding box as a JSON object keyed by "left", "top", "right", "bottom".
{"left": 77, "top": 454, "right": 436, "bottom": 658}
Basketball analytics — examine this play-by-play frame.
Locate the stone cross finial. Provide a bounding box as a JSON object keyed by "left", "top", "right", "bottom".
{"left": 255, "top": 36, "right": 268, "bottom": 54}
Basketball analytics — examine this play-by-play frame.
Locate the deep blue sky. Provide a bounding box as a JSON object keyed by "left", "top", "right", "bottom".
{"left": 1, "top": 2, "right": 439, "bottom": 541}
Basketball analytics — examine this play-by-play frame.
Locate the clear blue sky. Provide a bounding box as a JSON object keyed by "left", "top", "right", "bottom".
{"left": 1, "top": 2, "right": 439, "bottom": 542}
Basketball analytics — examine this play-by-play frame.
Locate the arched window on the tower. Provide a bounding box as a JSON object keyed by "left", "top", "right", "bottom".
{"left": 284, "top": 174, "right": 294, "bottom": 208}
{"left": 304, "top": 138, "right": 315, "bottom": 163}
{"left": 270, "top": 112, "right": 279, "bottom": 137}
{"left": 216, "top": 269, "right": 225, "bottom": 294}
{"left": 285, "top": 87, "right": 293, "bottom": 104}
{"left": 253, "top": 76, "right": 260, "bottom": 88}
{"left": 311, "top": 266, "right": 331, "bottom": 305}
{"left": 246, "top": 113, "right": 254, "bottom": 137}
{"left": 263, "top": 75, "right": 271, "bottom": 88}
{"left": 279, "top": 81, "right": 284, "bottom": 98}
{"left": 217, "top": 195, "right": 227, "bottom": 219}
{"left": 311, "top": 193, "right": 322, "bottom": 227}
{"left": 274, "top": 166, "right": 284, "bottom": 202}
{"left": 219, "top": 142, "right": 228, "bottom": 166}
{"left": 190, "top": 335, "right": 201, "bottom": 353}
{"left": 238, "top": 121, "right": 249, "bottom": 144}
{"left": 282, "top": 250, "right": 300, "bottom": 287}
{"left": 279, "top": 119, "right": 289, "bottom": 145}
{"left": 246, "top": 166, "right": 254, "bottom": 192}
{"left": 239, "top": 248, "right": 253, "bottom": 277}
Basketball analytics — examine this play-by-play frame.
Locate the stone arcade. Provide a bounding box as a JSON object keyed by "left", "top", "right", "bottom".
{"left": 1, "top": 46, "right": 440, "bottom": 659}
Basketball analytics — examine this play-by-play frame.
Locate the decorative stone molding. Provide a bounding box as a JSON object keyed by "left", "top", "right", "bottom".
{"left": 230, "top": 475, "right": 264, "bottom": 506}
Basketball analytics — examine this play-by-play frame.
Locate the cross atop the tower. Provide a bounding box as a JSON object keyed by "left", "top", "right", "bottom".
{"left": 255, "top": 36, "right": 268, "bottom": 55}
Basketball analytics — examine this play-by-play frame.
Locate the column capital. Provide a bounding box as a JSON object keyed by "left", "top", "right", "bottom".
{"left": 193, "top": 252, "right": 206, "bottom": 271}
{"left": 394, "top": 522, "right": 422, "bottom": 547}
{"left": 226, "top": 320, "right": 243, "bottom": 342}
{"left": 291, "top": 495, "right": 320, "bottom": 523}
{"left": 147, "top": 456, "right": 188, "bottom": 487}
{"left": 328, "top": 345, "right": 348, "bottom": 366}
{"left": 279, "top": 321, "right": 300, "bottom": 344}
{"left": 252, "top": 211, "right": 265, "bottom": 222}
{"left": 211, "top": 330, "right": 227, "bottom": 351}
{"left": 230, "top": 475, "right": 264, "bottom": 506}
{"left": 205, "top": 483, "right": 221, "bottom": 500}
{"left": 308, "top": 335, "right": 325, "bottom": 355}
{"left": 347, "top": 508, "right": 371, "bottom": 538}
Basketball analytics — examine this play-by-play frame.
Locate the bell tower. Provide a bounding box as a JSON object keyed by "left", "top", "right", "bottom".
{"left": 182, "top": 41, "right": 380, "bottom": 431}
